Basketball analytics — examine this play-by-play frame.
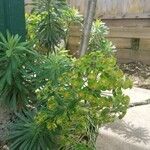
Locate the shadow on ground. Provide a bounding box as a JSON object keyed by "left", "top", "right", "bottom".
{"left": 104, "top": 120, "right": 150, "bottom": 144}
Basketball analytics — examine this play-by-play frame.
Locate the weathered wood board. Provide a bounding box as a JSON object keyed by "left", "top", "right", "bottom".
{"left": 103, "top": 19, "right": 150, "bottom": 27}
{"left": 107, "top": 27, "right": 150, "bottom": 39}
{"left": 66, "top": 23, "right": 82, "bottom": 57}
{"left": 25, "top": 0, "right": 150, "bottom": 19}
{"left": 108, "top": 38, "right": 132, "bottom": 49}
{"left": 67, "top": 0, "right": 150, "bottom": 19}
{"left": 139, "top": 39, "right": 150, "bottom": 50}
{"left": 116, "top": 48, "right": 150, "bottom": 64}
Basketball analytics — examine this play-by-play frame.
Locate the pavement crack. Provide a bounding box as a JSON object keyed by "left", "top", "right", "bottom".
{"left": 129, "top": 99, "right": 150, "bottom": 108}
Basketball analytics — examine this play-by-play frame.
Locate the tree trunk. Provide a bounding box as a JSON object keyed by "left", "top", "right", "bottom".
{"left": 79, "top": 0, "right": 97, "bottom": 56}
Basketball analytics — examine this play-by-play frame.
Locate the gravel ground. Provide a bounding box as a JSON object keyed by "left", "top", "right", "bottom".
{"left": 119, "top": 62, "right": 150, "bottom": 90}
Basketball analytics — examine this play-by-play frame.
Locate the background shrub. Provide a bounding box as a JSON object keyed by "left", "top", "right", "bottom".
{"left": 89, "top": 20, "right": 115, "bottom": 54}
{"left": 0, "top": 32, "right": 37, "bottom": 110}
{"left": 35, "top": 51, "right": 132, "bottom": 149}
{"left": 29, "top": 0, "right": 69, "bottom": 54}
{"left": 8, "top": 110, "right": 59, "bottom": 150}
{"left": 4, "top": 1, "right": 132, "bottom": 149}
{"left": 26, "top": 1, "right": 83, "bottom": 55}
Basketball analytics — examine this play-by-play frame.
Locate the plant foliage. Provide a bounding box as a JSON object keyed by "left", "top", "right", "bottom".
{"left": 26, "top": 13, "right": 41, "bottom": 41}
{"left": 0, "top": 32, "right": 37, "bottom": 110}
{"left": 7, "top": 49, "right": 132, "bottom": 149}
{"left": 35, "top": 51, "right": 132, "bottom": 149}
{"left": 8, "top": 110, "right": 59, "bottom": 150}
{"left": 35, "top": 51, "right": 73, "bottom": 87}
{"left": 26, "top": 1, "right": 83, "bottom": 55}
{"left": 31, "top": 0, "right": 69, "bottom": 54}
{"left": 89, "top": 20, "right": 115, "bottom": 54}
{"left": 5, "top": 1, "right": 133, "bottom": 149}
{"left": 7, "top": 51, "right": 73, "bottom": 150}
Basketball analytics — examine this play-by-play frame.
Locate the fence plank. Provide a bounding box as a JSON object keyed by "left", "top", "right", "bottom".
{"left": 67, "top": 0, "right": 150, "bottom": 19}
{"left": 116, "top": 49, "right": 138, "bottom": 63}
{"left": 116, "top": 48, "right": 150, "bottom": 64}
{"left": 103, "top": 19, "right": 150, "bottom": 27}
{"left": 25, "top": 0, "right": 150, "bottom": 19}
{"left": 108, "top": 38, "right": 132, "bottom": 49}
{"left": 139, "top": 39, "right": 150, "bottom": 50}
{"left": 107, "top": 27, "right": 150, "bottom": 38}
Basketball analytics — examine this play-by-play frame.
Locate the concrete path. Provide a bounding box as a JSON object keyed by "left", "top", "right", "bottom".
{"left": 96, "top": 87, "right": 150, "bottom": 150}
{"left": 124, "top": 87, "right": 150, "bottom": 104}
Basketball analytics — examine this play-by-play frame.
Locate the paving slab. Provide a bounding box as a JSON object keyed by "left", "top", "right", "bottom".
{"left": 103, "top": 87, "right": 150, "bottom": 104}
{"left": 96, "top": 103, "right": 150, "bottom": 150}
{"left": 124, "top": 87, "right": 150, "bottom": 104}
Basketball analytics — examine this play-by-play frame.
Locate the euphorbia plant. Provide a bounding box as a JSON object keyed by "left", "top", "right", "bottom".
{"left": 7, "top": 1, "right": 133, "bottom": 149}
{"left": 8, "top": 51, "right": 132, "bottom": 149}
{"left": 0, "top": 32, "right": 37, "bottom": 110}
{"left": 32, "top": 0, "right": 69, "bottom": 54}
{"left": 35, "top": 51, "right": 132, "bottom": 149}
{"left": 89, "top": 20, "right": 115, "bottom": 54}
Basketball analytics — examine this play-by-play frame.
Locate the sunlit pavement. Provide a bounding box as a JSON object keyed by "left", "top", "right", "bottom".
{"left": 96, "top": 87, "right": 150, "bottom": 150}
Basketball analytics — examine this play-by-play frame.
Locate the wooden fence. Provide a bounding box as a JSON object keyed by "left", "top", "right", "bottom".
{"left": 67, "top": 0, "right": 150, "bottom": 64}
{"left": 25, "top": 0, "right": 150, "bottom": 64}
{"left": 24, "top": 0, "right": 33, "bottom": 12}
{"left": 67, "top": 0, "right": 150, "bottom": 19}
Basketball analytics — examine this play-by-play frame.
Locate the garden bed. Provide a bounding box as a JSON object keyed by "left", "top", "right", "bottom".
{"left": 119, "top": 62, "right": 150, "bottom": 90}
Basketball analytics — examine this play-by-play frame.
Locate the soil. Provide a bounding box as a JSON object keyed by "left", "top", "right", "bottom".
{"left": 119, "top": 62, "right": 150, "bottom": 90}
{"left": 0, "top": 105, "right": 12, "bottom": 150}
